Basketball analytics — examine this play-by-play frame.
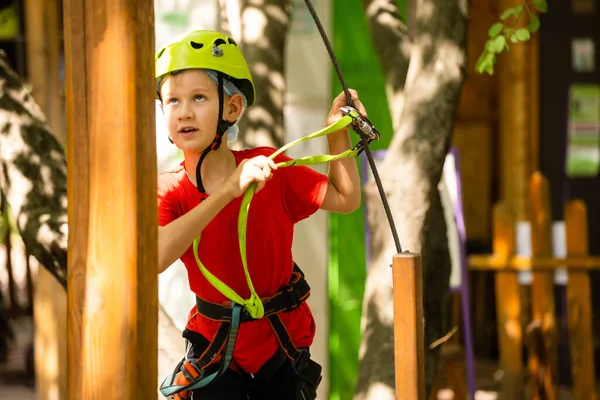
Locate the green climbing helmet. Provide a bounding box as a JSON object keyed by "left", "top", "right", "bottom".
{"left": 155, "top": 30, "right": 256, "bottom": 106}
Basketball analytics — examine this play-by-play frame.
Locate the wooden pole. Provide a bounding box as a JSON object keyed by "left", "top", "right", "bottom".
{"left": 528, "top": 172, "right": 557, "bottom": 400}
{"left": 64, "top": 0, "right": 158, "bottom": 398}
{"left": 497, "top": 0, "right": 537, "bottom": 221}
{"left": 392, "top": 252, "right": 425, "bottom": 400}
{"left": 24, "top": 0, "right": 48, "bottom": 113}
{"left": 565, "top": 200, "right": 596, "bottom": 400}
{"left": 25, "top": 0, "right": 68, "bottom": 397}
{"left": 492, "top": 202, "right": 524, "bottom": 400}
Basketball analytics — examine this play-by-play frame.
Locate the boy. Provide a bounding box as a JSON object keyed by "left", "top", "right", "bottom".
{"left": 156, "top": 30, "right": 365, "bottom": 399}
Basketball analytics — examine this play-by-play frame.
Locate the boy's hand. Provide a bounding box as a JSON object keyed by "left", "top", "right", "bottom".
{"left": 326, "top": 89, "right": 368, "bottom": 137}
{"left": 224, "top": 156, "right": 278, "bottom": 199}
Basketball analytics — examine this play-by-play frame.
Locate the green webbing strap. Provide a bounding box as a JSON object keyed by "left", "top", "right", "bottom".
{"left": 159, "top": 304, "right": 242, "bottom": 397}
{"left": 192, "top": 108, "right": 362, "bottom": 319}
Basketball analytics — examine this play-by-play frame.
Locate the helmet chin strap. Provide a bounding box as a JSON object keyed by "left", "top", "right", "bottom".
{"left": 195, "top": 72, "right": 234, "bottom": 194}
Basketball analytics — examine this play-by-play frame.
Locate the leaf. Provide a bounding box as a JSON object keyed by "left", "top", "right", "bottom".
{"left": 528, "top": 12, "right": 540, "bottom": 33}
{"left": 500, "top": 5, "right": 524, "bottom": 20}
{"left": 488, "top": 22, "right": 504, "bottom": 38}
{"left": 509, "top": 32, "right": 519, "bottom": 43}
{"left": 475, "top": 52, "right": 486, "bottom": 72}
{"left": 489, "top": 35, "right": 507, "bottom": 54}
{"left": 500, "top": 7, "right": 515, "bottom": 20}
{"left": 533, "top": 0, "right": 548, "bottom": 13}
{"left": 514, "top": 5, "right": 524, "bottom": 18}
{"left": 476, "top": 52, "right": 496, "bottom": 75}
{"left": 515, "top": 28, "right": 531, "bottom": 41}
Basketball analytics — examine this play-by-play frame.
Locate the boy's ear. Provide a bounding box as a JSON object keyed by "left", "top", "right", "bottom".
{"left": 226, "top": 93, "right": 245, "bottom": 122}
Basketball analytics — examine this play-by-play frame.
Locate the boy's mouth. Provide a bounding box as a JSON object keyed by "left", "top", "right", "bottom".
{"left": 179, "top": 127, "right": 198, "bottom": 135}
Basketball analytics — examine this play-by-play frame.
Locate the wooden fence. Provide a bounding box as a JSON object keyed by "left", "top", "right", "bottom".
{"left": 470, "top": 172, "right": 600, "bottom": 400}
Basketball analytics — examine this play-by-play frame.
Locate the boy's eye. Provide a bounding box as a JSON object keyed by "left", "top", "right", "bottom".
{"left": 194, "top": 95, "right": 205, "bottom": 101}
{"left": 166, "top": 98, "right": 178, "bottom": 105}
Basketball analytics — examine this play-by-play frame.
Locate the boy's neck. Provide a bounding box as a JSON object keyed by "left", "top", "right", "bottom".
{"left": 184, "top": 146, "right": 236, "bottom": 193}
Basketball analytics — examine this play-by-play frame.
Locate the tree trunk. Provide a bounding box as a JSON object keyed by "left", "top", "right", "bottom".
{"left": 223, "top": 0, "right": 292, "bottom": 149}
{"left": 0, "top": 50, "right": 67, "bottom": 289}
{"left": 355, "top": 1, "right": 469, "bottom": 399}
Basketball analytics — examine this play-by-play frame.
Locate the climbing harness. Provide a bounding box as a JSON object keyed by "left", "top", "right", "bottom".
{"left": 160, "top": 0, "right": 403, "bottom": 398}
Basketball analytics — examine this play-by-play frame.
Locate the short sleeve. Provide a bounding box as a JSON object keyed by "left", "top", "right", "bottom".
{"left": 275, "top": 153, "right": 328, "bottom": 223}
{"left": 157, "top": 174, "right": 180, "bottom": 227}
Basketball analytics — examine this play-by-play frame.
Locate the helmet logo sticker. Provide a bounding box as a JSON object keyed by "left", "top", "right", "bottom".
{"left": 212, "top": 43, "right": 224, "bottom": 57}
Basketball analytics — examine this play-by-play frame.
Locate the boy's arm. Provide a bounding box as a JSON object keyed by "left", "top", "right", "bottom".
{"left": 158, "top": 188, "right": 234, "bottom": 273}
{"left": 158, "top": 156, "right": 277, "bottom": 273}
{"left": 320, "top": 90, "right": 363, "bottom": 214}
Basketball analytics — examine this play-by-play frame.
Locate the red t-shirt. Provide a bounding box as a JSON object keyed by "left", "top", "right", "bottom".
{"left": 157, "top": 146, "right": 328, "bottom": 373}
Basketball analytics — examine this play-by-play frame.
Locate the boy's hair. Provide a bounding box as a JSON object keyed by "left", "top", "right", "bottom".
{"left": 156, "top": 69, "right": 248, "bottom": 107}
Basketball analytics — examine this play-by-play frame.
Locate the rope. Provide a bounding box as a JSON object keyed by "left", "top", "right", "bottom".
{"left": 302, "top": 0, "right": 403, "bottom": 254}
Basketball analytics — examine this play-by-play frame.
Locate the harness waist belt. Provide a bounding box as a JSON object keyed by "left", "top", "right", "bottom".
{"left": 195, "top": 263, "right": 310, "bottom": 323}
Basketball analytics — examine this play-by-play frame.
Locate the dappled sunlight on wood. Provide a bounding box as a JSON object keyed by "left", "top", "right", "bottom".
{"left": 492, "top": 236, "right": 509, "bottom": 258}
{"left": 503, "top": 319, "right": 521, "bottom": 342}
{"left": 34, "top": 266, "right": 66, "bottom": 400}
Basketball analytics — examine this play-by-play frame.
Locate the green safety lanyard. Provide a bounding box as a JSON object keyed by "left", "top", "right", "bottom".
{"left": 192, "top": 108, "right": 369, "bottom": 319}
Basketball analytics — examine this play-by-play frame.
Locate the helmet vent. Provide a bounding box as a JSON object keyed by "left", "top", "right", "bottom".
{"left": 156, "top": 48, "right": 165, "bottom": 60}
{"left": 228, "top": 38, "right": 237, "bottom": 46}
{"left": 190, "top": 41, "right": 204, "bottom": 49}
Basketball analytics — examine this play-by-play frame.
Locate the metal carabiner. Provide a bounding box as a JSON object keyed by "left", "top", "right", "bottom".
{"left": 339, "top": 105, "right": 380, "bottom": 142}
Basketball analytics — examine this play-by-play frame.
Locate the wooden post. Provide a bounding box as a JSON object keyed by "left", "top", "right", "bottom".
{"left": 24, "top": 0, "right": 48, "bottom": 113}
{"left": 45, "top": 0, "right": 64, "bottom": 142}
{"left": 492, "top": 202, "right": 524, "bottom": 399}
{"left": 565, "top": 200, "right": 596, "bottom": 400}
{"left": 25, "top": 0, "right": 68, "bottom": 397}
{"left": 64, "top": 0, "right": 158, "bottom": 399}
{"left": 497, "top": 0, "right": 538, "bottom": 221}
{"left": 528, "top": 172, "right": 557, "bottom": 399}
{"left": 393, "top": 252, "right": 425, "bottom": 400}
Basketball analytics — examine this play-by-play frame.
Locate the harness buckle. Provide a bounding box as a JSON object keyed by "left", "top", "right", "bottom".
{"left": 340, "top": 105, "right": 381, "bottom": 142}
{"left": 240, "top": 306, "right": 254, "bottom": 322}
{"left": 181, "top": 359, "right": 205, "bottom": 382}
{"left": 281, "top": 284, "right": 300, "bottom": 311}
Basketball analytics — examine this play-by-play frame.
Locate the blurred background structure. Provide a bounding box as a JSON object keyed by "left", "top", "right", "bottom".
{"left": 0, "top": 0, "right": 599, "bottom": 399}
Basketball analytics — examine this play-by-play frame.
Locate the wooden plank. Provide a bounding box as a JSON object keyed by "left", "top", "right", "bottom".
{"left": 492, "top": 202, "right": 524, "bottom": 400}
{"left": 498, "top": 0, "right": 534, "bottom": 221}
{"left": 528, "top": 172, "right": 557, "bottom": 400}
{"left": 34, "top": 267, "right": 67, "bottom": 399}
{"left": 393, "top": 253, "right": 425, "bottom": 400}
{"left": 451, "top": 123, "right": 492, "bottom": 242}
{"left": 64, "top": 0, "right": 157, "bottom": 398}
{"left": 46, "top": 0, "right": 64, "bottom": 142}
{"left": 468, "top": 255, "right": 600, "bottom": 271}
{"left": 24, "top": 0, "right": 68, "bottom": 397}
{"left": 440, "top": 343, "right": 467, "bottom": 400}
{"left": 63, "top": 0, "right": 88, "bottom": 395}
{"left": 23, "top": 0, "right": 47, "bottom": 113}
{"left": 565, "top": 200, "right": 597, "bottom": 400}
{"left": 528, "top": 11, "right": 540, "bottom": 174}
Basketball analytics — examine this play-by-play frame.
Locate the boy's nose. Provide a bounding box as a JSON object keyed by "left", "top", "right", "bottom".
{"left": 178, "top": 103, "right": 193, "bottom": 120}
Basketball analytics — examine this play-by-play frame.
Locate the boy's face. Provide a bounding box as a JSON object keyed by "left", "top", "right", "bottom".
{"left": 160, "top": 69, "right": 224, "bottom": 153}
